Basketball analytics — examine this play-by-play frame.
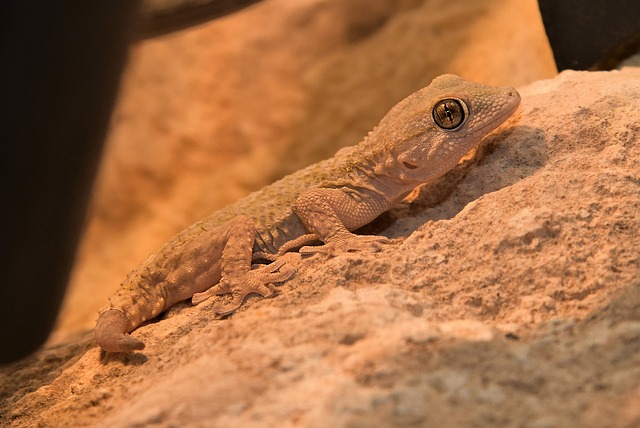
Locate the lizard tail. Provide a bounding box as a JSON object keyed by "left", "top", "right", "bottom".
{"left": 95, "top": 309, "right": 145, "bottom": 353}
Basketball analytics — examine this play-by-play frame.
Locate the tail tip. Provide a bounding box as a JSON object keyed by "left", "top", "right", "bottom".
{"left": 95, "top": 309, "right": 146, "bottom": 353}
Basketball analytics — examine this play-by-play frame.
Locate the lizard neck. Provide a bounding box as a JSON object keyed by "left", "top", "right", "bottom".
{"left": 342, "top": 143, "right": 422, "bottom": 205}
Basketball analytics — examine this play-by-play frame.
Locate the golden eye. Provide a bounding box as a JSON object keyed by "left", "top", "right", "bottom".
{"left": 432, "top": 98, "right": 465, "bottom": 130}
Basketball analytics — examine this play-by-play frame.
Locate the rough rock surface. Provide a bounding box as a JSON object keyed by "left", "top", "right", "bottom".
{"left": 58, "top": 0, "right": 556, "bottom": 334}
{"left": 2, "top": 67, "right": 639, "bottom": 426}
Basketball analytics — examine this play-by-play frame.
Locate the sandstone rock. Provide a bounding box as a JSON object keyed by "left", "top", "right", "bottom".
{"left": 2, "top": 65, "right": 639, "bottom": 428}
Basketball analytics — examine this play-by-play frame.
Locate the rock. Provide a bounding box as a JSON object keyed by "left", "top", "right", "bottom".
{"left": 2, "top": 65, "right": 639, "bottom": 428}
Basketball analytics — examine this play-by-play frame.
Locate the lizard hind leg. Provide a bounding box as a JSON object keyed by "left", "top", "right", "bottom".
{"left": 192, "top": 259, "right": 293, "bottom": 314}
{"left": 190, "top": 215, "right": 294, "bottom": 315}
{"left": 95, "top": 309, "right": 145, "bottom": 353}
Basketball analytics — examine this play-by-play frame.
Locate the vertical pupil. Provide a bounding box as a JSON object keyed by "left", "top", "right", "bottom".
{"left": 444, "top": 104, "right": 453, "bottom": 122}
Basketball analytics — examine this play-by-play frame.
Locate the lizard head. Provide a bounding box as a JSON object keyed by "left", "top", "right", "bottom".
{"left": 371, "top": 74, "right": 521, "bottom": 186}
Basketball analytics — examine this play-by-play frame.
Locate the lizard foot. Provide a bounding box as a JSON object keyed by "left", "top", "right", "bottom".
{"left": 191, "top": 260, "right": 294, "bottom": 315}
{"left": 299, "top": 234, "right": 391, "bottom": 257}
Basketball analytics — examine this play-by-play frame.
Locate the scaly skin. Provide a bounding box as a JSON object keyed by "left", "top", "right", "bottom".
{"left": 95, "top": 74, "right": 521, "bottom": 353}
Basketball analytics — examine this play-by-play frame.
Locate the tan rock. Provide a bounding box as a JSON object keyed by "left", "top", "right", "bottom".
{"left": 3, "top": 2, "right": 640, "bottom": 427}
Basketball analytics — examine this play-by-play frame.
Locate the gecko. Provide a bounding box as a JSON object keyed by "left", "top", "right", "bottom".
{"left": 95, "top": 74, "right": 521, "bottom": 353}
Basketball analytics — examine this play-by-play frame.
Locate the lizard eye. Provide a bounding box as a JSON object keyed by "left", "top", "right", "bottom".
{"left": 432, "top": 98, "right": 466, "bottom": 130}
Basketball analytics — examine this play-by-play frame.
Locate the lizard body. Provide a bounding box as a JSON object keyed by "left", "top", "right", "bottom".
{"left": 95, "top": 74, "right": 520, "bottom": 353}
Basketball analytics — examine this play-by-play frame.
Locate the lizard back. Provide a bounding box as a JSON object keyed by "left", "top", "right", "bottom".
{"left": 188, "top": 145, "right": 380, "bottom": 255}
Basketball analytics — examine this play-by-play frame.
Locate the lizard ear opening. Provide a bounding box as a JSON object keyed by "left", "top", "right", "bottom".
{"left": 432, "top": 98, "right": 467, "bottom": 130}
{"left": 402, "top": 161, "right": 418, "bottom": 169}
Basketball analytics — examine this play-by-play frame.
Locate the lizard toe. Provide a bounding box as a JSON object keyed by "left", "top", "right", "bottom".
{"left": 211, "top": 285, "right": 256, "bottom": 316}
{"left": 192, "top": 281, "right": 232, "bottom": 305}
{"left": 251, "top": 260, "right": 295, "bottom": 283}
{"left": 300, "top": 235, "right": 391, "bottom": 256}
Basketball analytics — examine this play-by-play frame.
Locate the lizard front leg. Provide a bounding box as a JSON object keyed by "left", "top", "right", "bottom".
{"left": 293, "top": 187, "right": 392, "bottom": 256}
{"left": 191, "top": 215, "right": 293, "bottom": 315}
